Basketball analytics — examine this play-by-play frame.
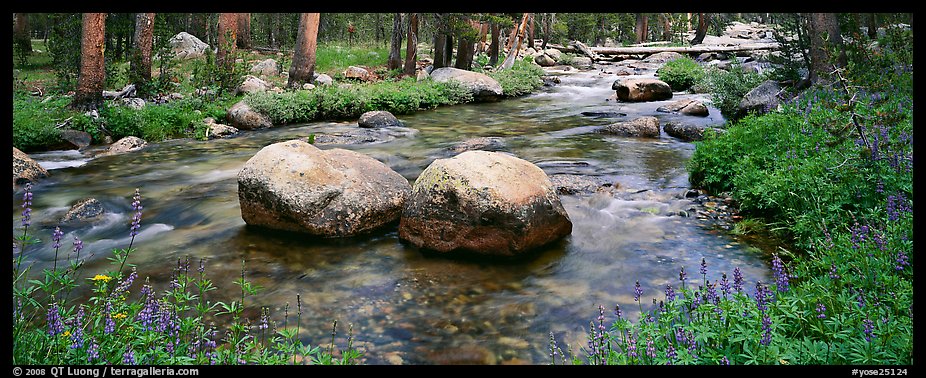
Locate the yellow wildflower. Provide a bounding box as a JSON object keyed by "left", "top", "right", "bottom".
{"left": 63, "top": 330, "right": 71, "bottom": 337}
{"left": 113, "top": 313, "right": 127, "bottom": 320}
{"left": 91, "top": 274, "right": 113, "bottom": 282}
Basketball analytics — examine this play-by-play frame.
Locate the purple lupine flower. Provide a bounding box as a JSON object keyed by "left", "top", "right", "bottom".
{"left": 46, "top": 303, "right": 64, "bottom": 336}
{"left": 863, "top": 318, "right": 876, "bottom": 342}
{"left": 675, "top": 327, "right": 687, "bottom": 345}
{"left": 199, "top": 258, "right": 206, "bottom": 274}
{"left": 665, "top": 284, "right": 676, "bottom": 302}
{"left": 760, "top": 313, "right": 773, "bottom": 346}
{"left": 720, "top": 273, "right": 731, "bottom": 298}
{"left": 856, "top": 289, "right": 866, "bottom": 309}
{"left": 130, "top": 188, "right": 143, "bottom": 238}
{"left": 755, "top": 282, "right": 771, "bottom": 313}
{"left": 87, "top": 341, "right": 100, "bottom": 363}
{"left": 72, "top": 236, "right": 84, "bottom": 260}
{"left": 613, "top": 304, "right": 623, "bottom": 320}
{"left": 136, "top": 285, "right": 158, "bottom": 330}
{"left": 720, "top": 355, "right": 730, "bottom": 365}
{"left": 771, "top": 254, "right": 790, "bottom": 292}
{"left": 816, "top": 302, "right": 826, "bottom": 319}
{"left": 70, "top": 306, "right": 85, "bottom": 349}
{"left": 679, "top": 267, "right": 687, "bottom": 284}
{"left": 645, "top": 337, "right": 656, "bottom": 359}
{"left": 111, "top": 268, "right": 137, "bottom": 298}
{"left": 665, "top": 343, "right": 676, "bottom": 365}
{"left": 829, "top": 263, "right": 841, "bottom": 280}
{"left": 895, "top": 251, "right": 909, "bottom": 271}
{"left": 732, "top": 267, "right": 744, "bottom": 293}
{"left": 123, "top": 346, "right": 136, "bottom": 365}
{"left": 626, "top": 332, "right": 638, "bottom": 359}
{"left": 104, "top": 303, "right": 116, "bottom": 334}
{"left": 634, "top": 281, "right": 643, "bottom": 302}
{"left": 700, "top": 258, "right": 708, "bottom": 277}
{"left": 887, "top": 192, "right": 912, "bottom": 221}
{"left": 52, "top": 226, "right": 64, "bottom": 249}
{"left": 21, "top": 183, "right": 33, "bottom": 228}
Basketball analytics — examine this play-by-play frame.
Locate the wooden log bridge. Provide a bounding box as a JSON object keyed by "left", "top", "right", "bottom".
{"left": 548, "top": 42, "right": 780, "bottom": 58}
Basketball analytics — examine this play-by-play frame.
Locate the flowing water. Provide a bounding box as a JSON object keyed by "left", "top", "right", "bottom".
{"left": 14, "top": 63, "right": 777, "bottom": 364}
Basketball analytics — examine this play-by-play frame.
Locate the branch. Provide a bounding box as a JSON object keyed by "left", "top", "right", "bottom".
{"left": 833, "top": 66, "right": 872, "bottom": 153}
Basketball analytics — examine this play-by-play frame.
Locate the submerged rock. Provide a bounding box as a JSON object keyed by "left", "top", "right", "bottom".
{"left": 612, "top": 78, "right": 673, "bottom": 102}
{"left": 13, "top": 147, "right": 49, "bottom": 191}
{"left": 60, "top": 198, "right": 104, "bottom": 224}
{"left": 204, "top": 118, "right": 239, "bottom": 139}
{"left": 399, "top": 150, "right": 572, "bottom": 257}
{"left": 358, "top": 111, "right": 404, "bottom": 128}
{"left": 238, "top": 140, "right": 411, "bottom": 237}
{"left": 447, "top": 137, "right": 507, "bottom": 154}
{"left": 601, "top": 116, "right": 660, "bottom": 138}
{"left": 57, "top": 129, "right": 92, "bottom": 150}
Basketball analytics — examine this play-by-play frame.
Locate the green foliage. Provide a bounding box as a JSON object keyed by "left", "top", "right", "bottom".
{"left": 12, "top": 189, "right": 361, "bottom": 365}
{"left": 488, "top": 59, "right": 544, "bottom": 97}
{"left": 656, "top": 57, "right": 705, "bottom": 91}
{"left": 100, "top": 96, "right": 237, "bottom": 142}
{"left": 12, "top": 94, "right": 92, "bottom": 152}
{"left": 46, "top": 13, "right": 82, "bottom": 91}
{"left": 701, "top": 63, "right": 767, "bottom": 119}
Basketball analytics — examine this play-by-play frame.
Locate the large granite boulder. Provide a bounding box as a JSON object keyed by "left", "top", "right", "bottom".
{"left": 656, "top": 99, "right": 709, "bottom": 117}
{"left": 612, "top": 78, "right": 673, "bottom": 102}
{"left": 398, "top": 150, "right": 573, "bottom": 257}
{"left": 643, "top": 51, "right": 686, "bottom": 63}
{"left": 169, "top": 32, "right": 209, "bottom": 60}
{"left": 227, "top": 100, "right": 273, "bottom": 130}
{"left": 250, "top": 59, "right": 279, "bottom": 77}
{"left": 736, "top": 80, "right": 782, "bottom": 118}
{"left": 358, "top": 111, "right": 403, "bottom": 128}
{"left": 344, "top": 66, "right": 373, "bottom": 81}
{"left": 534, "top": 54, "right": 556, "bottom": 67}
{"left": 236, "top": 75, "right": 272, "bottom": 95}
{"left": 13, "top": 147, "right": 49, "bottom": 190}
{"left": 429, "top": 67, "right": 504, "bottom": 100}
{"left": 108, "top": 136, "right": 147, "bottom": 154}
{"left": 237, "top": 140, "right": 411, "bottom": 237}
{"left": 601, "top": 116, "right": 660, "bottom": 138}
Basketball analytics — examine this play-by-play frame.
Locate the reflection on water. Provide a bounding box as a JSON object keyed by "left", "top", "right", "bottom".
{"left": 13, "top": 66, "right": 774, "bottom": 364}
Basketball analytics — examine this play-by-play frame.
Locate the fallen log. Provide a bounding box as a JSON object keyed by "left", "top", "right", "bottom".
{"left": 547, "top": 42, "right": 779, "bottom": 56}
{"left": 570, "top": 40, "right": 600, "bottom": 61}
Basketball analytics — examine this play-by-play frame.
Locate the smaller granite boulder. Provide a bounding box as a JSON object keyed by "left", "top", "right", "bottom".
{"left": 227, "top": 100, "right": 273, "bottom": 130}
{"left": 612, "top": 78, "right": 673, "bottom": 102}
{"left": 60, "top": 198, "right": 104, "bottom": 224}
{"left": 13, "top": 147, "right": 49, "bottom": 190}
{"left": 344, "top": 66, "right": 373, "bottom": 81}
{"left": 656, "top": 99, "right": 709, "bottom": 117}
{"left": 358, "top": 111, "right": 404, "bottom": 128}
{"left": 108, "top": 136, "right": 147, "bottom": 154}
{"left": 601, "top": 116, "right": 660, "bottom": 138}
{"left": 250, "top": 59, "right": 279, "bottom": 77}
{"left": 236, "top": 75, "right": 272, "bottom": 95}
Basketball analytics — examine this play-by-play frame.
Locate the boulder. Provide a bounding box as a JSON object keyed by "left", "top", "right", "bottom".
{"left": 60, "top": 198, "right": 104, "bottom": 224}
{"left": 656, "top": 99, "right": 709, "bottom": 117}
{"left": 534, "top": 54, "right": 556, "bottom": 67}
{"left": 736, "top": 80, "right": 782, "bottom": 118}
{"left": 663, "top": 123, "right": 711, "bottom": 142}
{"left": 398, "top": 150, "right": 573, "bottom": 257}
{"left": 58, "top": 129, "right": 92, "bottom": 150}
{"left": 643, "top": 51, "right": 685, "bottom": 63}
{"left": 120, "top": 97, "right": 145, "bottom": 110}
{"left": 204, "top": 118, "right": 239, "bottom": 139}
{"left": 612, "top": 78, "right": 673, "bottom": 102}
{"left": 169, "top": 32, "right": 209, "bottom": 60}
{"left": 570, "top": 56, "right": 593, "bottom": 69}
{"left": 250, "top": 59, "right": 279, "bottom": 77}
{"left": 447, "top": 137, "right": 507, "bottom": 154}
{"left": 544, "top": 49, "right": 563, "bottom": 61}
{"left": 302, "top": 83, "right": 315, "bottom": 90}
{"left": 601, "top": 116, "right": 660, "bottom": 138}
{"left": 13, "top": 147, "right": 49, "bottom": 190}
{"left": 314, "top": 73, "right": 333, "bottom": 85}
{"left": 429, "top": 67, "right": 504, "bottom": 100}
{"left": 237, "top": 140, "right": 411, "bottom": 237}
{"left": 416, "top": 69, "right": 429, "bottom": 81}
{"left": 108, "top": 136, "right": 147, "bottom": 154}
{"left": 549, "top": 174, "right": 609, "bottom": 195}
{"left": 344, "top": 66, "right": 373, "bottom": 81}
{"left": 236, "top": 75, "right": 272, "bottom": 95}
{"left": 227, "top": 100, "right": 272, "bottom": 130}
{"left": 359, "top": 111, "right": 403, "bottom": 128}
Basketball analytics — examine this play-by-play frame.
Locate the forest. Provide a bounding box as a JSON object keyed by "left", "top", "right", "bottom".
{"left": 12, "top": 12, "right": 913, "bottom": 367}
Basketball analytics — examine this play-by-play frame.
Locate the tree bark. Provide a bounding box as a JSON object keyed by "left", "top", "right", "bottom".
{"left": 635, "top": 13, "right": 648, "bottom": 43}
{"left": 404, "top": 13, "right": 419, "bottom": 75}
{"left": 477, "top": 22, "right": 489, "bottom": 53}
{"left": 500, "top": 13, "right": 530, "bottom": 70}
{"left": 217, "top": 13, "right": 238, "bottom": 71}
{"left": 13, "top": 13, "right": 33, "bottom": 55}
{"left": 444, "top": 34, "right": 454, "bottom": 67}
{"left": 130, "top": 13, "right": 155, "bottom": 95}
{"left": 72, "top": 13, "right": 107, "bottom": 111}
{"left": 690, "top": 13, "right": 709, "bottom": 45}
{"left": 807, "top": 13, "right": 846, "bottom": 83}
{"left": 528, "top": 15, "right": 535, "bottom": 48}
{"left": 387, "top": 13, "right": 403, "bottom": 71}
{"left": 659, "top": 13, "right": 673, "bottom": 41}
{"left": 433, "top": 32, "right": 447, "bottom": 69}
{"left": 237, "top": 13, "right": 251, "bottom": 49}
{"left": 288, "top": 13, "right": 320, "bottom": 89}
{"left": 454, "top": 30, "right": 476, "bottom": 70}
{"left": 867, "top": 13, "right": 878, "bottom": 39}
{"left": 489, "top": 22, "right": 500, "bottom": 66}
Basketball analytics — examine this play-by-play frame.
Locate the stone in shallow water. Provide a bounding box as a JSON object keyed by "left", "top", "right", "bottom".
{"left": 61, "top": 198, "right": 104, "bottom": 223}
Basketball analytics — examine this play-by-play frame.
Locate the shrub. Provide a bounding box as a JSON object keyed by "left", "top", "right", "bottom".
{"left": 656, "top": 57, "right": 705, "bottom": 91}
{"left": 12, "top": 94, "right": 92, "bottom": 152}
{"left": 701, "top": 63, "right": 767, "bottom": 119}
{"left": 488, "top": 58, "right": 545, "bottom": 97}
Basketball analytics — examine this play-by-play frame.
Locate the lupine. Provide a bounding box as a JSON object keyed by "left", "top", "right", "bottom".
{"left": 679, "top": 267, "right": 687, "bottom": 286}
{"left": 69, "top": 306, "right": 85, "bottom": 349}
{"left": 665, "top": 343, "right": 676, "bottom": 365}
{"left": 51, "top": 226, "right": 64, "bottom": 270}
{"left": 104, "top": 302, "right": 116, "bottom": 334}
{"left": 123, "top": 346, "right": 136, "bottom": 364}
{"left": 771, "top": 254, "right": 790, "bottom": 292}
{"left": 614, "top": 304, "right": 622, "bottom": 320}
{"left": 816, "top": 302, "right": 827, "bottom": 319}
{"left": 626, "top": 331, "right": 638, "bottom": 359}
{"left": 887, "top": 192, "right": 912, "bottom": 221}
{"left": 720, "top": 273, "right": 731, "bottom": 298}
{"left": 856, "top": 289, "right": 866, "bottom": 309}
{"left": 732, "top": 267, "right": 744, "bottom": 293}
{"left": 665, "top": 284, "right": 676, "bottom": 301}
{"left": 111, "top": 268, "right": 137, "bottom": 298}
{"left": 645, "top": 338, "right": 656, "bottom": 359}
{"left": 87, "top": 341, "right": 100, "bottom": 363}
{"left": 634, "top": 281, "right": 643, "bottom": 302}
{"left": 73, "top": 236, "right": 84, "bottom": 260}
{"left": 700, "top": 258, "right": 708, "bottom": 277}
{"left": 129, "top": 188, "right": 143, "bottom": 241}
{"left": 863, "top": 318, "right": 876, "bottom": 342}
{"left": 895, "top": 251, "right": 909, "bottom": 271}
{"left": 760, "top": 313, "right": 773, "bottom": 346}
{"left": 21, "top": 183, "right": 33, "bottom": 228}
{"left": 755, "top": 282, "right": 771, "bottom": 313}
{"left": 706, "top": 281, "right": 718, "bottom": 304}
{"left": 720, "top": 355, "right": 730, "bottom": 365}
{"left": 829, "top": 263, "right": 841, "bottom": 280}
{"left": 46, "top": 303, "right": 64, "bottom": 336}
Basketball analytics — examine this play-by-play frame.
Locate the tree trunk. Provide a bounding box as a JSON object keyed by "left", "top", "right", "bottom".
{"left": 13, "top": 13, "right": 33, "bottom": 55}
{"left": 274, "top": 13, "right": 284, "bottom": 48}
{"left": 528, "top": 15, "right": 535, "bottom": 48}
{"left": 477, "top": 22, "right": 489, "bottom": 53}
{"left": 237, "top": 13, "right": 251, "bottom": 49}
{"left": 660, "top": 13, "right": 673, "bottom": 41}
{"left": 690, "top": 13, "right": 709, "bottom": 45}
{"left": 867, "top": 13, "right": 878, "bottom": 39}
{"left": 686, "top": 13, "right": 692, "bottom": 31}
{"left": 807, "top": 13, "right": 846, "bottom": 83}
{"left": 288, "top": 13, "right": 320, "bottom": 89}
{"left": 404, "top": 13, "right": 418, "bottom": 75}
{"left": 130, "top": 13, "right": 155, "bottom": 95}
{"left": 433, "top": 32, "right": 446, "bottom": 69}
{"left": 217, "top": 13, "right": 238, "bottom": 71}
{"left": 500, "top": 13, "right": 530, "bottom": 70}
{"left": 387, "top": 13, "right": 403, "bottom": 71}
{"left": 72, "top": 13, "right": 107, "bottom": 111}
{"left": 455, "top": 34, "right": 475, "bottom": 70}
{"left": 541, "top": 13, "right": 554, "bottom": 50}
{"left": 489, "top": 22, "right": 500, "bottom": 66}
{"left": 635, "top": 13, "right": 648, "bottom": 43}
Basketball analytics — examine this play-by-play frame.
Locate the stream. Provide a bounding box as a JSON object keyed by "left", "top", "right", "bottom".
{"left": 14, "top": 62, "right": 776, "bottom": 365}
